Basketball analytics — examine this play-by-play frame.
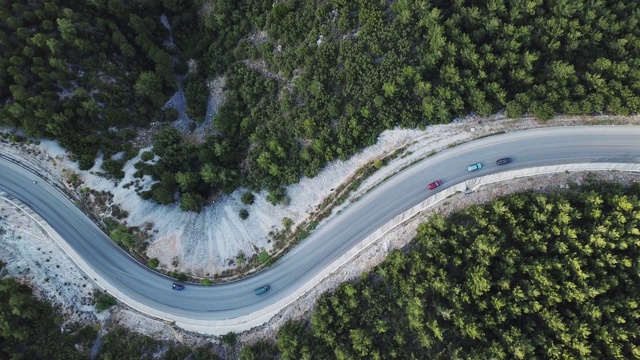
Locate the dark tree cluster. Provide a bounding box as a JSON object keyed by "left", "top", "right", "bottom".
{"left": 98, "top": 326, "right": 221, "bottom": 360}
{"left": 4, "top": 0, "right": 640, "bottom": 207}
{"left": 0, "top": 0, "right": 182, "bottom": 169}
{"left": 0, "top": 267, "right": 220, "bottom": 359}
{"left": 0, "top": 277, "right": 96, "bottom": 359}
{"left": 136, "top": 120, "right": 243, "bottom": 212}
{"left": 197, "top": 0, "right": 272, "bottom": 75}
{"left": 139, "top": 62, "right": 295, "bottom": 211}
{"left": 183, "top": 72, "right": 209, "bottom": 122}
{"left": 257, "top": 182, "right": 640, "bottom": 359}
{"left": 145, "top": 0, "right": 640, "bottom": 209}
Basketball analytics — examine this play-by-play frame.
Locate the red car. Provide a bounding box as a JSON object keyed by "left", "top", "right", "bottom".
{"left": 428, "top": 180, "right": 442, "bottom": 190}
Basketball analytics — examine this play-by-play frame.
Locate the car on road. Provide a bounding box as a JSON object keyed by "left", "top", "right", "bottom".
{"left": 428, "top": 180, "right": 442, "bottom": 190}
{"left": 467, "top": 162, "right": 483, "bottom": 171}
{"left": 496, "top": 157, "right": 512, "bottom": 165}
{"left": 254, "top": 285, "right": 270, "bottom": 295}
{"left": 172, "top": 283, "right": 184, "bottom": 291}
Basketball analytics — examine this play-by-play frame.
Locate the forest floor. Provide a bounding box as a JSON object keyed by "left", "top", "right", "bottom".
{"left": 0, "top": 113, "right": 640, "bottom": 350}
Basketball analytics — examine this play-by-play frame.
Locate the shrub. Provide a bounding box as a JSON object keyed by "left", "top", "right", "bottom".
{"left": 101, "top": 159, "right": 125, "bottom": 179}
{"left": 94, "top": 292, "right": 117, "bottom": 312}
{"left": 109, "top": 225, "right": 136, "bottom": 249}
{"left": 160, "top": 108, "right": 180, "bottom": 122}
{"left": 241, "top": 191, "right": 255, "bottom": 205}
{"left": 140, "top": 151, "right": 154, "bottom": 161}
{"left": 266, "top": 187, "right": 289, "bottom": 205}
{"left": 140, "top": 190, "right": 153, "bottom": 200}
{"left": 221, "top": 332, "right": 237, "bottom": 346}
{"left": 239, "top": 209, "right": 249, "bottom": 219}
{"left": 179, "top": 192, "right": 204, "bottom": 212}
{"left": 147, "top": 258, "right": 159, "bottom": 269}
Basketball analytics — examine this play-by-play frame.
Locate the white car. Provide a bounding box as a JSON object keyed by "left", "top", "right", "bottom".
{"left": 467, "top": 163, "right": 483, "bottom": 171}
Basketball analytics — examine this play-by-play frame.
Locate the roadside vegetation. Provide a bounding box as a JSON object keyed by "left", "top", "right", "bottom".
{"left": 244, "top": 182, "right": 640, "bottom": 359}
{"left": 4, "top": 1, "right": 640, "bottom": 212}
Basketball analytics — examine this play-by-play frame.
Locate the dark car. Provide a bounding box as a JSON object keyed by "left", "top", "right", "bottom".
{"left": 172, "top": 283, "right": 184, "bottom": 291}
{"left": 428, "top": 180, "right": 442, "bottom": 190}
{"left": 254, "top": 285, "right": 270, "bottom": 295}
{"left": 496, "top": 158, "right": 512, "bottom": 165}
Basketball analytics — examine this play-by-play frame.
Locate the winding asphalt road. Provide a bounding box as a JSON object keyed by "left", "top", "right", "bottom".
{"left": 1, "top": 126, "right": 640, "bottom": 327}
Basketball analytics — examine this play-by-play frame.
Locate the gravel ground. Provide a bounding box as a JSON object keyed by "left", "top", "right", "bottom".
{"left": 0, "top": 197, "right": 108, "bottom": 327}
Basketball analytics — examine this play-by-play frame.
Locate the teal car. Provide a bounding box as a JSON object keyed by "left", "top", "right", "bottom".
{"left": 467, "top": 162, "right": 483, "bottom": 171}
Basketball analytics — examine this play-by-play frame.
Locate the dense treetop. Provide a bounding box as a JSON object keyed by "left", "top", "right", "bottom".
{"left": 0, "top": 264, "right": 220, "bottom": 359}
{"left": 243, "top": 182, "right": 640, "bottom": 359}
{"left": 0, "top": 276, "right": 96, "bottom": 359}
{"left": 3, "top": 0, "right": 640, "bottom": 210}
{"left": 0, "top": 0, "right": 189, "bottom": 168}
{"left": 142, "top": 0, "right": 640, "bottom": 210}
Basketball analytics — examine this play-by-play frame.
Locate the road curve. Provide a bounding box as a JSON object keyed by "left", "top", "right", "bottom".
{"left": 1, "top": 126, "right": 640, "bottom": 332}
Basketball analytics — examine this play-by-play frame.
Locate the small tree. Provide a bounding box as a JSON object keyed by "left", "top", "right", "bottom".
{"left": 152, "top": 186, "right": 174, "bottom": 205}
{"left": 109, "top": 225, "right": 136, "bottom": 249}
{"left": 180, "top": 193, "right": 204, "bottom": 212}
{"left": 94, "top": 292, "right": 117, "bottom": 312}
{"left": 221, "top": 332, "right": 237, "bottom": 346}
{"left": 241, "top": 191, "right": 255, "bottom": 205}
{"left": 140, "top": 151, "right": 154, "bottom": 161}
{"left": 134, "top": 71, "right": 163, "bottom": 106}
{"left": 239, "top": 209, "right": 249, "bottom": 219}
{"left": 147, "top": 258, "right": 159, "bottom": 269}
{"left": 266, "top": 187, "right": 289, "bottom": 205}
{"left": 282, "top": 217, "right": 293, "bottom": 230}
{"left": 101, "top": 159, "right": 125, "bottom": 179}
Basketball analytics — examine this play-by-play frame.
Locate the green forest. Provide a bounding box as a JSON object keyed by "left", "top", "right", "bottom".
{"left": 3, "top": 181, "right": 640, "bottom": 358}
{"left": 0, "top": 273, "right": 95, "bottom": 359}
{"left": 3, "top": 1, "right": 640, "bottom": 211}
{"left": 0, "top": 0, "right": 200, "bottom": 169}
{"left": 3, "top": 1, "right": 640, "bottom": 358}
{"left": 239, "top": 182, "right": 640, "bottom": 359}
{"left": 0, "top": 262, "right": 221, "bottom": 359}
